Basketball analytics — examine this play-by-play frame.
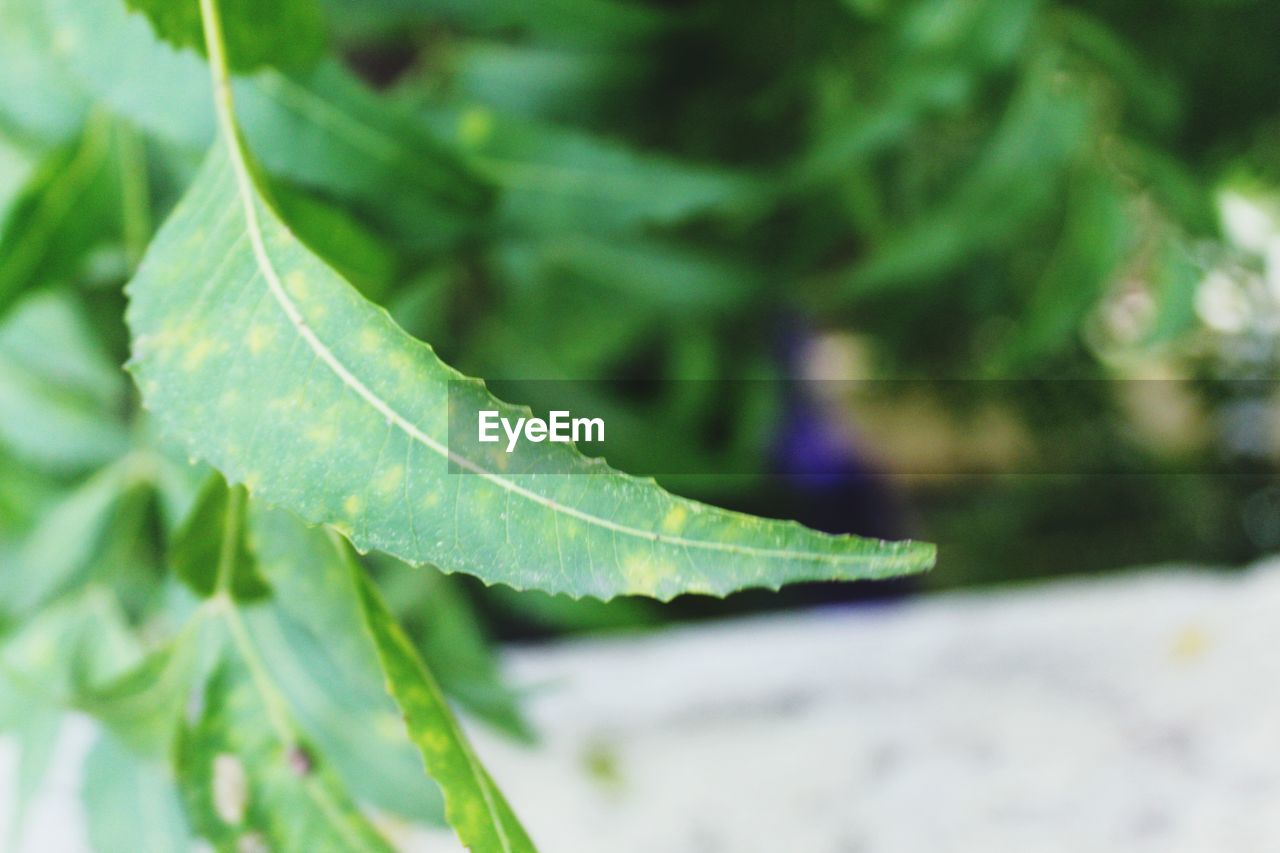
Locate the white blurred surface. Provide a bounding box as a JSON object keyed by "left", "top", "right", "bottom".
{"left": 8, "top": 561, "right": 1280, "bottom": 852}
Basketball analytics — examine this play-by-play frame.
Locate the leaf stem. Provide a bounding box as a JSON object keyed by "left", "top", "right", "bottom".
{"left": 213, "top": 485, "right": 242, "bottom": 595}
{"left": 198, "top": 0, "right": 238, "bottom": 145}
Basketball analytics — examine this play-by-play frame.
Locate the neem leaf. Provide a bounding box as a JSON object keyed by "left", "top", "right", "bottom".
{"left": 126, "top": 0, "right": 933, "bottom": 601}
{"left": 44, "top": 0, "right": 486, "bottom": 231}
{"left": 0, "top": 111, "right": 124, "bottom": 319}
{"left": 83, "top": 733, "right": 192, "bottom": 853}
{"left": 176, "top": 651, "right": 394, "bottom": 852}
{"left": 170, "top": 475, "right": 270, "bottom": 601}
{"left": 1, "top": 460, "right": 137, "bottom": 618}
{"left": 242, "top": 601, "right": 447, "bottom": 824}
{"left": 253, "top": 503, "right": 530, "bottom": 740}
{"left": 124, "top": 0, "right": 327, "bottom": 73}
{"left": 0, "top": 0, "right": 87, "bottom": 146}
{"left": 0, "top": 294, "right": 130, "bottom": 471}
{"left": 79, "top": 613, "right": 215, "bottom": 757}
{"left": 126, "top": 139, "right": 932, "bottom": 598}
{"left": 348, "top": 546, "right": 536, "bottom": 853}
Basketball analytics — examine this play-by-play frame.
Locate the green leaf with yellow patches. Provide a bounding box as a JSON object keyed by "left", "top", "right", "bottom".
{"left": 348, "top": 545, "right": 537, "bottom": 853}
{"left": 125, "top": 137, "right": 932, "bottom": 600}
{"left": 125, "top": 0, "right": 933, "bottom": 601}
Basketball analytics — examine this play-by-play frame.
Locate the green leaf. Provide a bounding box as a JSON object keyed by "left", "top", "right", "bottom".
{"left": 126, "top": 140, "right": 932, "bottom": 599}
{"left": 0, "top": 0, "right": 87, "bottom": 146}
{"left": 82, "top": 732, "right": 192, "bottom": 853}
{"left": 323, "top": 0, "right": 664, "bottom": 45}
{"left": 171, "top": 475, "right": 270, "bottom": 601}
{"left": 79, "top": 613, "right": 214, "bottom": 757}
{"left": 349, "top": 548, "right": 537, "bottom": 852}
{"left": 1, "top": 460, "right": 141, "bottom": 618}
{"left": 374, "top": 556, "right": 533, "bottom": 741}
{"left": 126, "top": 0, "right": 931, "bottom": 602}
{"left": 124, "top": 0, "right": 327, "bottom": 72}
{"left": 447, "top": 107, "right": 759, "bottom": 234}
{"left": 43, "top": 0, "right": 486, "bottom": 229}
{"left": 0, "top": 586, "right": 141, "bottom": 701}
{"left": 241, "top": 602, "right": 447, "bottom": 824}
{"left": 176, "top": 646, "right": 394, "bottom": 852}
{"left": 0, "top": 111, "right": 124, "bottom": 318}
{"left": 0, "top": 292, "right": 129, "bottom": 471}
{"left": 0, "top": 676, "right": 63, "bottom": 851}
{"left": 250, "top": 506, "right": 516, "bottom": 809}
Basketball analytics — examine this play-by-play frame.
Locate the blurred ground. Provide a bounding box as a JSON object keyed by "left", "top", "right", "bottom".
{"left": 9, "top": 558, "right": 1280, "bottom": 852}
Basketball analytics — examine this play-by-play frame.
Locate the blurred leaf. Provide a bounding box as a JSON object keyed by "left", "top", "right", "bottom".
{"left": 834, "top": 52, "right": 1095, "bottom": 298}
{"left": 170, "top": 477, "right": 269, "bottom": 601}
{"left": 253, "top": 505, "right": 529, "bottom": 746}
{"left": 350, "top": 552, "right": 537, "bottom": 852}
{"left": 176, "top": 647, "right": 394, "bottom": 851}
{"left": 0, "top": 292, "right": 129, "bottom": 470}
{"left": 0, "top": 586, "right": 140, "bottom": 700}
{"left": 82, "top": 732, "right": 192, "bottom": 853}
{"left": 443, "top": 107, "right": 761, "bottom": 234}
{"left": 994, "top": 172, "right": 1133, "bottom": 368}
{"left": 0, "top": 0, "right": 87, "bottom": 146}
{"left": 80, "top": 613, "right": 214, "bottom": 757}
{"left": 451, "top": 41, "right": 648, "bottom": 123}
{"left": 496, "top": 234, "right": 763, "bottom": 313}
{"left": 43, "top": 0, "right": 486, "bottom": 235}
{"left": 124, "top": 0, "right": 327, "bottom": 72}
{"left": 269, "top": 181, "right": 398, "bottom": 301}
{"left": 249, "top": 507, "right": 381, "bottom": 682}
{"left": 0, "top": 677, "right": 62, "bottom": 852}
{"left": 43, "top": 0, "right": 215, "bottom": 148}
{"left": 238, "top": 63, "right": 488, "bottom": 219}
{"left": 242, "top": 603, "right": 447, "bottom": 823}
{"left": 1143, "top": 235, "right": 1203, "bottom": 346}
{"left": 1, "top": 460, "right": 140, "bottom": 617}
{"left": 0, "top": 111, "right": 124, "bottom": 319}
{"left": 249, "top": 507, "right": 453, "bottom": 823}
{"left": 324, "top": 0, "right": 663, "bottom": 46}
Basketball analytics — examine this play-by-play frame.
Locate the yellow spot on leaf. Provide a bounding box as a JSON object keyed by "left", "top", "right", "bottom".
{"left": 387, "top": 351, "right": 411, "bottom": 373}
{"left": 422, "top": 728, "right": 450, "bottom": 754}
{"left": 182, "top": 337, "right": 214, "bottom": 371}
{"left": 662, "top": 506, "right": 688, "bottom": 534}
{"left": 622, "top": 553, "right": 677, "bottom": 597}
{"left": 304, "top": 423, "right": 338, "bottom": 449}
{"left": 245, "top": 325, "right": 274, "bottom": 354}
{"left": 344, "top": 495, "right": 363, "bottom": 516}
{"left": 375, "top": 464, "right": 404, "bottom": 494}
{"left": 285, "top": 271, "right": 308, "bottom": 299}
